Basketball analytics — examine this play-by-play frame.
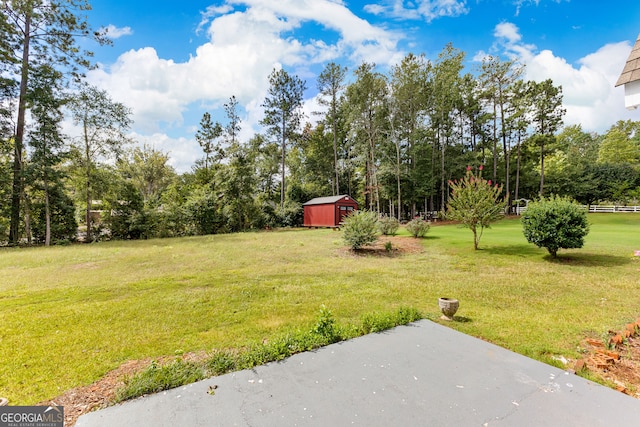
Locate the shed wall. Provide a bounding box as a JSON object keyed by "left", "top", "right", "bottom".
{"left": 304, "top": 204, "right": 336, "bottom": 227}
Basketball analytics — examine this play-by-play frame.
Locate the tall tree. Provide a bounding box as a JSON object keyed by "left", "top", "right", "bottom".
{"left": 317, "top": 62, "right": 347, "bottom": 195}
{"left": 345, "top": 62, "right": 389, "bottom": 212}
{"left": 0, "top": 76, "right": 16, "bottom": 241}
{"left": 479, "top": 55, "right": 523, "bottom": 208}
{"left": 288, "top": 122, "right": 334, "bottom": 202}
{"left": 545, "top": 125, "right": 599, "bottom": 203}
{"left": 68, "top": 84, "right": 132, "bottom": 241}
{"left": 509, "top": 79, "right": 532, "bottom": 206}
{"left": 389, "top": 53, "right": 429, "bottom": 219}
{"left": 25, "top": 64, "right": 68, "bottom": 245}
{"left": 221, "top": 142, "right": 260, "bottom": 232}
{"left": 528, "top": 79, "right": 565, "bottom": 195}
{"left": 260, "top": 68, "right": 306, "bottom": 209}
{"left": 195, "top": 112, "right": 223, "bottom": 177}
{"left": 118, "top": 144, "right": 175, "bottom": 205}
{"left": 223, "top": 95, "right": 241, "bottom": 148}
{"left": 598, "top": 120, "right": 640, "bottom": 166}
{"left": 2, "top": 0, "right": 109, "bottom": 245}
{"left": 429, "top": 44, "right": 464, "bottom": 210}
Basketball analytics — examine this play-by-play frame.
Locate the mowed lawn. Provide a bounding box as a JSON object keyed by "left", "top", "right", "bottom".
{"left": 1, "top": 213, "right": 639, "bottom": 404}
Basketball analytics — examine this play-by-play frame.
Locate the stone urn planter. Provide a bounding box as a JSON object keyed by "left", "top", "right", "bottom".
{"left": 438, "top": 297, "right": 459, "bottom": 321}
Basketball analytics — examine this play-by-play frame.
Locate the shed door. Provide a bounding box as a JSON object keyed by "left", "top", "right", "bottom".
{"left": 338, "top": 205, "right": 355, "bottom": 223}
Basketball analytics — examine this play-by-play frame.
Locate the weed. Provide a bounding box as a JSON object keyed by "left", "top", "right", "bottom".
{"left": 116, "top": 358, "right": 206, "bottom": 402}
{"left": 312, "top": 306, "right": 341, "bottom": 343}
{"left": 360, "top": 307, "right": 421, "bottom": 334}
{"left": 205, "top": 350, "right": 237, "bottom": 375}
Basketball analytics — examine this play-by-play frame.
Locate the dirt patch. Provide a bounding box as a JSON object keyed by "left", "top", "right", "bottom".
{"left": 575, "top": 321, "right": 640, "bottom": 397}
{"left": 41, "top": 352, "right": 209, "bottom": 427}
{"left": 337, "top": 235, "right": 424, "bottom": 257}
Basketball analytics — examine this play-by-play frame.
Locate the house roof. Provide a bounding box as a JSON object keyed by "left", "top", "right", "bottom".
{"left": 615, "top": 34, "right": 640, "bottom": 87}
{"left": 303, "top": 195, "right": 356, "bottom": 206}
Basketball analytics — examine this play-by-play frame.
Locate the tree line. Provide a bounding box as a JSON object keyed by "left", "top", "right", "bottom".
{"left": 2, "top": 1, "right": 639, "bottom": 245}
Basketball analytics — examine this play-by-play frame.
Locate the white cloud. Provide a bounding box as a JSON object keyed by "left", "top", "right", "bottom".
{"left": 364, "top": 0, "right": 469, "bottom": 22}
{"left": 494, "top": 22, "right": 521, "bottom": 44}
{"left": 488, "top": 22, "right": 636, "bottom": 133}
{"left": 103, "top": 24, "right": 133, "bottom": 39}
{"left": 130, "top": 132, "right": 198, "bottom": 173}
{"left": 87, "top": 0, "right": 401, "bottom": 139}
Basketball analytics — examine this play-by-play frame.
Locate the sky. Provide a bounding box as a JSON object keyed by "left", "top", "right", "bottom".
{"left": 80, "top": 0, "right": 640, "bottom": 173}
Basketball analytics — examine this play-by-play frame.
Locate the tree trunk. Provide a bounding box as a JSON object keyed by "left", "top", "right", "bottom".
{"left": 84, "top": 116, "right": 92, "bottom": 242}
{"left": 332, "top": 106, "right": 339, "bottom": 195}
{"left": 492, "top": 102, "right": 497, "bottom": 183}
{"left": 9, "top": 13, "right": 31, "bottom": 245}
{"left": 515, "top": 131, "right": 521, "bottom": 207}
{"left": 23, "top": 191, "right": 31, "bottom": 245}
{"left": 45, "top": 195, "right": 51, "bottom": 246}
{"left": 44, "top": 175, "right": 51, "bottom": 246}
{"left": 473, "top": 227, "right": 478, "bottom": 250}
{"left": 396, "top": 141, "right": 401, "bottom": 221}
{"left": 440, "top": 132, "right": 446, "bottom": 210}
{"left": 539, "top": 138, "right": 545, "bottom": 196}
{"left": 281, "top": 115, "right": 286, "bottom": 210}
{"left": 500, "top": 94, "right": 510, "bottom": 214}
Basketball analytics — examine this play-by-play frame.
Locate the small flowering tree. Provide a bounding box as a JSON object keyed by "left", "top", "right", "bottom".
{"left": 446, "top": 166, "right": 506, "bottom": 250}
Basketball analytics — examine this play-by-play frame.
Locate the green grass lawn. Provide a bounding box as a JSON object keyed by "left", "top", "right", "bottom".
{"left": 1, "top": 213, "right": 640, "bottom": 404}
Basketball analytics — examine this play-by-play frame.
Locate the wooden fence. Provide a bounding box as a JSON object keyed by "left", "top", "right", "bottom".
{"left": 516, "top": 205, "right": 640, "bottom": 215}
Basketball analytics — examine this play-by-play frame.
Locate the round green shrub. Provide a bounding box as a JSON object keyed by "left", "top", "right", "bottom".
{"left": 406, "top": 218, "right": 430, "bottom": 238}
{"left": 522, "top": 196, "right": 589, "bottom": 258}
{"left": 377, "top": 216, "right": 400, "bottom": 236}
{"left": 342, "top": 210, "right": 379, "bottom": 250}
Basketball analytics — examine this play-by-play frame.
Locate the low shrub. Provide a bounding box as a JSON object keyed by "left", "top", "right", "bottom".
{"left": 377, "top": 216, "right": 400, "bottom": 236}
{"left": 406, "top": 218, "right": 430, "bottom": 238}
{"left": 342, "top": 210, "right": 379, "bottom": 250}
{"left": 522, "top": 195, "right": 589, "bottom": 258}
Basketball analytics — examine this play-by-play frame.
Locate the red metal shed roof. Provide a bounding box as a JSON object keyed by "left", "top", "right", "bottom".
{"left": 303, "top": 195, "right": 357, "bottom": 206}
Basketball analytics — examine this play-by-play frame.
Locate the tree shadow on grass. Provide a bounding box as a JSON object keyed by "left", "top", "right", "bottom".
{"left": 482, "top": 244, "right": 544, "bottom": 257}
{"left": 421, "top": 235, "right": 441, "bottom": 240}
{"left": 483, "top": 245, "right": 632, "bottom": 267}
{"left": 543, "top": 253, "right": 632, "bottom": 267}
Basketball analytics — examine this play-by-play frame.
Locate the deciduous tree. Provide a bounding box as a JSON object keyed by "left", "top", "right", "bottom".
{"left": 446, "top": 166, "right": 505, "bottom": 250}
{"left": 68, "top": 84, "right": 132, "bottom": 241}
{"left": 2, "top": 0, "right": 109, "bottom": 244}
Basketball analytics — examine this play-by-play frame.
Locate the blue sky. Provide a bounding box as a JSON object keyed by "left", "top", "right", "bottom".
{"left": 81, "top": 0, "right": 640, "bottom": 172}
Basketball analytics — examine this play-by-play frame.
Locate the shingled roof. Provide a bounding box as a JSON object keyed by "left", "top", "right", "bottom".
{"left": 615, "top": 34, "right": 640, "bottom": 87}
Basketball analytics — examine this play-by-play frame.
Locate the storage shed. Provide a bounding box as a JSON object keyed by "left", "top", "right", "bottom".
{"left": 303, "top": 195, "right": 358, "bottom": 227}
